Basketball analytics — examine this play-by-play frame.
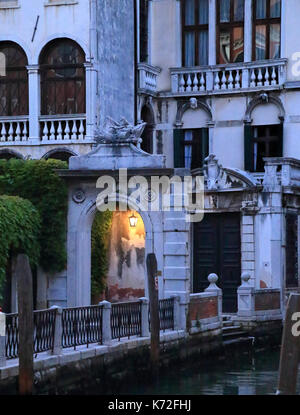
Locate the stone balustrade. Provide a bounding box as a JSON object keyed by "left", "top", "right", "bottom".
{"left": 137, "top": 62, "right": 161, "bottom": 94}
{"left": 0, "top": 117, "right": 29, "bottom": 143}
{"left": 40, "top": 115, "right": 86, "bottom": 142}
{"left": 188, "top": 273, "right": 222, "bottom": 334}
{"left": 237, "top": 272, "right": 282, "bottom": 322}
{"left": 170, "top": 59, "right": 287, "bottom": 95}
{"left": 263, "top": 157, "right": 300, "bottom": 188}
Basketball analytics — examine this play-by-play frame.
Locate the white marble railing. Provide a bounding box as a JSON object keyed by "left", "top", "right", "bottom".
{"left": 39, "top": 115, "right": 86, "bottom": 142}
{"left": 138, "top": 62, "right": 161, "bottom": 93}
{"left": 171, "top": 59, "right": 287, "bottom": 94}
{"left": 0, "top": 117, "right": 29, "bottom": 143}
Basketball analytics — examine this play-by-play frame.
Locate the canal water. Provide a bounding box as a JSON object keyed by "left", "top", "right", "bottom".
{"left": 117, "top": 347, "right": 300, "bottom": 395}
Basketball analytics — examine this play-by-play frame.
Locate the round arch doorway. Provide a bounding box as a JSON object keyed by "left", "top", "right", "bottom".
{"left": 91, "top": 208, "right": 146, "bottom": 304}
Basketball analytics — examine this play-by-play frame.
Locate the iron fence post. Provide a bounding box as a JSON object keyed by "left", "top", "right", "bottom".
{"left": 170, "top": 295, "right": 180, "bottom": 331}
{"left": 99, "top": 301, "right": 111, "bottom": 345}
{"left": 139, "top": 297, "right": 150, "bottom": 337}
{"left": 0, "top": 312, "right": 6, "bottom": 367}
{"left": 50, "top": 306, "right": 63, "bottom": 355}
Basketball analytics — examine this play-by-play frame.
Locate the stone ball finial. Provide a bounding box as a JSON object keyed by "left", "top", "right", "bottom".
{"left": 241, "top": 272, "right": 251, "bottom": 285}
{"left": 208, "top": 273, "right": 218, "bottom": 284}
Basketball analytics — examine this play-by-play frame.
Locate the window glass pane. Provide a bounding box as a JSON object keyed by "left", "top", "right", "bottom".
{"left": 219, "top": 30, "right": 230, "bottom": 63}
{"left": 234, "top": 0, "right": 244, "bottom": 21}
{"left": 232, "top": 27, "right": 244, "bottom": 62}
{"left": 198, "top": 30, "right": 208, "bottom": 65}
{"left": 198, "top": 0, "right": 209, "bottom": 24}
{"left": 256, "top": 0, "right": 266, "bottom": 19}
{"left": 255, "top": 25, "right": 266, "bottom": 60}
{"left": 185, "top": 32, "right": 195, "bottom": 66}
{"left": 270, "top": 0, "right": 281, "bottom": 18}
{"left": 184, "top": 131, "right": 193, "bottom": 169}
{"left": 185, "top": 0, "right": 195, "bottom": 25}
{"left": 270, "top": 24, "right": 280, "bottom": 59}
{"left": 220, "top": 0, "right": 230, "bottom": 23}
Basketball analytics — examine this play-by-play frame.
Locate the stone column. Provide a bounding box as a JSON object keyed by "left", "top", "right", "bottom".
{"left": 84, "top": 62, "right": 97, "bottom": 139}
{"left": 26, "top": 65, "right": 40, "bottom": 142}
{"left": 50, "top": 306, "right": 63, "bottom": 355}
{"left": 100, "top": 300, "right": 112, "bottom": 345}
{"left": 205, "top": 273, "right": 222, "bottom": 322}
{"left": 0, "top": 312, "right": 6, "bottom": 367}
{"left": 237, "top": 272, "right": 255, "bottom": 318}
{"left": 171, "top": 294, "right": 181, "bottom": 330}
{"left": 244, "top": 0, "right": 252, "bottom": 62}
{"left": 139, "top": 297, "right": 150, "bottom": 337}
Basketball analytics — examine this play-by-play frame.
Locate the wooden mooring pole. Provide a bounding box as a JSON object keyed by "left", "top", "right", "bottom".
{"left": 277, "top": 293, "right": 300, "bottom": 395}
{"left": 146, "top": 253, "right": 159, "bottom": 378}
{"left": 16, "top": 254, "right": 34, "bottom": 395}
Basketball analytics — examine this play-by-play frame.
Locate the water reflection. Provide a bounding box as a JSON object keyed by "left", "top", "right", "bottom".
{"left": 119, "top": 348, "right": 300, "bottom": 395}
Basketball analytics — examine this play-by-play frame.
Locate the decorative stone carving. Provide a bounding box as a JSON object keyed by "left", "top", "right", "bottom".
{"left": 94, "top": 116, "right": 146, "bottom": 145}
{"left": 203, "top": 154, "right": 257, "bottom": 191}
{"left": 72, "top": 189, "right": 86, "bottom": 204}
{"left": 189, "top": 97, "right": 198, "bottom": 109}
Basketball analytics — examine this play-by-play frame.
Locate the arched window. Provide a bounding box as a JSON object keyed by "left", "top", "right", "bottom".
{"left": 43, "top": 148, "right": 75, "bottom": 163}
{"left": 39, "top": 39, "right": 86, "bottom": 115}
{"left": 140, "top": 105, "right": 154, "bottom": 153}
{"left": 0, "top": 42, "right": 28, "bottom": 116}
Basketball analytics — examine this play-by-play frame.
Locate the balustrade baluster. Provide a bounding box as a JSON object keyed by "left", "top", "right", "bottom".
{"left": 192, "top": 73, "right": 198, "bottom": 92}
{"left": 214, "top": 72, "right": 220, "bottom": 90}
{"left": 79, "top": 120, "right": 84, "bottom": 139}
{"left": 179, "top": 74, "right": 185, "bottom": 92}
{"left": 186, "top": 74, "right": 192, "bottom": 92}
{"left": 257, "top": 68, "right": 263, "bottom": 86}
{"left": 228, "top": 70, "right": 233, "bottom": 89}
{"left": 22, "top": 121, "right": 28, "bottom": 141}
{"left": 199, "top": 72, "right": 205, "bottom": 91}
{"left": 264, "top": 67, "right": 270, "bottom": 86}
{"left": 0, "top": 123, "right": 6, "bottom": 142}
{"left": 235, "top": 70, "right": 241, "bottom": 89}
{"left": 8, "top": 123, "right": 13, "bottom": 141}
{"left": 221, "top": 71, "right": 227, "bottom": 90}
{"left": 71, "top": 120, "right": 77, "bottom": 139}
{"left": 42, "top": 122, "right": 49, "bottom": 141}
{"left": 271, "top": 66, "right": 277, "bottom": 85}
{"left": 15, "top": 122, "right": 21, "bottom": 141}
{"left": 57, "top": 121, "right": 63, "bottom": 140}
{"left": 50, "top": 121, "right": 55, "bottom": 140}
{"left": 250, "top": 69, "right": 256, "bottom": 87}
{"left": 64, "top": 120, "right": 70, "bottom": 140}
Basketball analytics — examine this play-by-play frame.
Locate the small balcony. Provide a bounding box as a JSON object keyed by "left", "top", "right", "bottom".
{"left": 170, "top": 59, "right": 287, "bottom": 96}
{"left": 137, "top": 62, "right": 161, "bottom": 95}
{"left": 0, "top": 114, "right": 88, "bottom": 145}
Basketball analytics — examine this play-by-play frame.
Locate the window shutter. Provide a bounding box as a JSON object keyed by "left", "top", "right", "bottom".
{"left": 244, "top": 124, "right": 253, "bottom": 172}
{"left": 278, "top": 122, "right": 283, "bottom": 157}
{"left": 173, "top": 129, "right": 184, "bottom": 167}
{"left": 201, "top": 128, "right": 209, "bottom": 166}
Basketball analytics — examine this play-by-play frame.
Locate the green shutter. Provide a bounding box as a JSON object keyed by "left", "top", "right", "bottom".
{"left": 244, "top": 124, "right": 253, "bottom": 172}
{"left": 201, "top": 128, "right": 209, "bottom": 167}
{"left": 278, "top": 122, "right": 283, "bottom": 157}
{"left": 173, "top": 129, "right": 184, "bottom": 167}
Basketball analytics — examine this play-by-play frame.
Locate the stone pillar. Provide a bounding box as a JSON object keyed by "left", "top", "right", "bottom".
{"left": 0, "top": 312, "right": 6, "bottom": 367}
{"left": 208, "top": 0, "right": 216, "bottom": 65}
{"left": 171, "top": 294, "right": 181, "bottom": 330}
{"left": 50, "top": 306, "right": 63, "bottom": 355}
{"left": 100, "top": 300, "right": 112, "bottom": 345}
{"left": 205, "top": 273, "right": 222, "bottom": 322}
{"left": 26, "top": 65, "right": 40, "bottom": 142}
{"left": 244, "top": 0, "right": 252, "bottom": 62}
{"left": 139, "top": 297, "right": 150, "bottom": 337}
{"left": 237, "top": 272, "right": 255, "bottom": 318}
{"left": 84, "top": 62, "right": 97, "bottom": 139}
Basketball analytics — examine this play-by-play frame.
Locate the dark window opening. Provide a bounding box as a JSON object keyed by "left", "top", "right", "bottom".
{"left": 140, "top": 0, "right": 149, "bottom": 62}
{"left": 286, "top": 213, "right": 298, "bottom": 288}
{"left": 0, "top": 41, "right": 28, "bottom": 116}
{"left": 140, "top": 105, "right": 154, "bottom": 153}
{"left": 253, "top": 0, "right": 281, "bottom": 61}
{"left": 39, "top": 39, "right": 86, "bottom": 115}
{"left": 182, "top": 0, "right": 209, "bottom": 66}
{"left": 174, "top": 128, "right": 209, "bottom": 169}
{"left": 244, "top": 124, "right": 283, "bottom": 172}
{"left": 217, "top": 0, "right": 244, "bottom": 64}
{"left": 44, "top": 151, "right": 74, "bottom": 163}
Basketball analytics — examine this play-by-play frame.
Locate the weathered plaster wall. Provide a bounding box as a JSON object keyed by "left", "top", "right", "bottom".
{"left": 106, "top": 210, "right": 145, "bottom": 302}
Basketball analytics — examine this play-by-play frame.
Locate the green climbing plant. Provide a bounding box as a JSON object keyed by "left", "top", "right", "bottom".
{"left": 91, "top": 210, "right": 113, "bottom": 298}
{"left": 0, "top": 195, "right": 41, "bottom": 300}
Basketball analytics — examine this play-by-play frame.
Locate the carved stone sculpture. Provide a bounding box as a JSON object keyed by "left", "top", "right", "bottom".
{"left": 94, "top": 116, "right": 147, "bottom": 145}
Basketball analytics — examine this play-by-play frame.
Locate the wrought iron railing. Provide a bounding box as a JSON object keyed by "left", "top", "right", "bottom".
{"left": 149, "top": 298, "right": 175, "bottom": 332}
{"left": 111, "top": 301, "right": 142, "bottom": 341}
{"left": 33, "top": 308, "right": 56, "bottom": 355}
{"left": 62, "top": 305, "right": 103, "bottom": 350}
{"left": 5, "top": 313, "right": 18, "bottom": 359}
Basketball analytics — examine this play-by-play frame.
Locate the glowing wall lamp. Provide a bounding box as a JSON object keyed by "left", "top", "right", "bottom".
{"left": 129, "top": 212, "right": 138, "bottom": 227}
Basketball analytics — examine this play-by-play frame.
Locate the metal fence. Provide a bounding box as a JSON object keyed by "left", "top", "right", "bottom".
{"left": 149, "top": 298, "right": 175, "bottom": 332}
{"left": 62, "top": 305, "right": 103, "bottom": 350}
{"left": 33, "top": 308, "right": 56, "bottom": 354}
{"left": 111, "top": 301, "right": 142, "bottom": 341}
{"left": 5, "top": 313, "right": 18, "bottom": 359}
